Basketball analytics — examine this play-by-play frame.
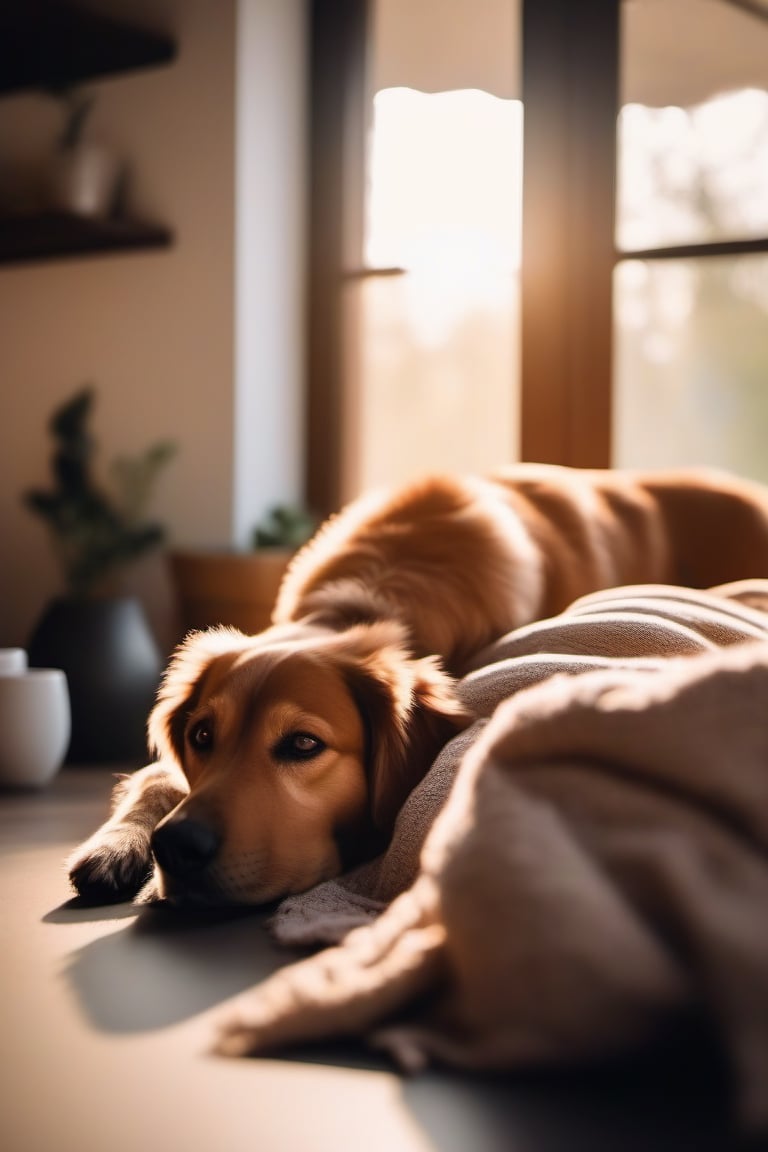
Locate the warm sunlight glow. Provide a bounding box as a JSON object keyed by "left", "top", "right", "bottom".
{"left": 355, "top": 76, "right": 768, "bottom": 493}
{"left": 617, "top": 88, "right": 768, "bottom": 251}
{"left": 348, "top": 87, "right": 522, "bottom": 495}
{"left": 366, "top": 87, "right": 522, "bottom": 347}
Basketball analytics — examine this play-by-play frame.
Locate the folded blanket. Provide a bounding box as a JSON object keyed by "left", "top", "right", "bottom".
{"left": 216, "top": 583, "right": 768, "bottom": 1133}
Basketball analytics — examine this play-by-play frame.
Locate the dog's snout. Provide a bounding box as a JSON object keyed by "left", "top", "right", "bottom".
{"left": 151, "top": 817, "right": 221, "bottom": 878}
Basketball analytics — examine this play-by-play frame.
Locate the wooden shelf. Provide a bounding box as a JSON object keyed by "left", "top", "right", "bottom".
{"left": 0, "top": 212, "right": 173, "bottom": 266}
{"left": 0, "top": 1, "right": 176, "bottom": 95}
{"left": 0, "top": 3, "right": 176, "bottom": 267}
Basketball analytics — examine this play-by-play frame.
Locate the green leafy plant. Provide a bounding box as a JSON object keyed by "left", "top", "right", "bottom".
{"left": 252, "top": 504, "right": 316, "bottom": 550}
{"left": 24, "top": 386, "right": 177, "bottom": 597}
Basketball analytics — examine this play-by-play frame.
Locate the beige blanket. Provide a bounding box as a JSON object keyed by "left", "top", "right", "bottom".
{"left": 216, "top": 582, "right": 768, "bottom": 1133}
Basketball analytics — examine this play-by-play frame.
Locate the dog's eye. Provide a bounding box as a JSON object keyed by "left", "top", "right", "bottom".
{"left": 273, "top": 732, "right": 326, "bottom": 762}
{"left": 188, "top": 719, "right": 213, "bottom": 752}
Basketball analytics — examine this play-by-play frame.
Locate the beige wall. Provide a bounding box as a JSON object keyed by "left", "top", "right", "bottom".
{"left": 0, "top": 0, "right": 305, "bottom": 654}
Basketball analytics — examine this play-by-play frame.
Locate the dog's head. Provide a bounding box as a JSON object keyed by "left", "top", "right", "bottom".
{"left": 146, "top": 620, "right": 472, "bottom": 906}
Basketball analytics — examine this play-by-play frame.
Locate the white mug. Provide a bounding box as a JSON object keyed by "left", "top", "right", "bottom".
{"left": 0, "top": 669, "right": 71, "bottom": 788}
{"left": 0, "top": 648, "right": 27, "bottom": 675}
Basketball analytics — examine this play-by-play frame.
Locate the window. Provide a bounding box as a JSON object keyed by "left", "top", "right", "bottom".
{"left": 615, "top": 0, "right": 768, "bottom": 482}
{"left": 351, "top": 82, "right": 522, "bottom": 494}
{"left": 306, "top": 0, "right": 768, "bottom": 515}
{"left": 307, "top": 0, "right": 521, "bottom": 510}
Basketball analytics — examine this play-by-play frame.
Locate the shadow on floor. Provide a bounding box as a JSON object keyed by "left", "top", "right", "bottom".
{"left": 44, "top": 896, "right": 139, "bottom": 924}
{"left": 53, "top": 899, "right": 303, "bottom": 1033}
{"left": 268, "top": 1028, "right": 752, "bottom": 1152}
{"left": 47, "top": 898, "right": 759, "bottom": 1151}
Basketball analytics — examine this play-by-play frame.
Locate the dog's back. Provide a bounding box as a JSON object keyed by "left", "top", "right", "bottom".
{"left": 274, "top": 465, "right": 768, "bottom": 673}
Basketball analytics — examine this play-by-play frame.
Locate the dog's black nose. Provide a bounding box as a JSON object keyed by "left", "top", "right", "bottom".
{"left": 151, "top": 818, "right": 221, "bottom": 878}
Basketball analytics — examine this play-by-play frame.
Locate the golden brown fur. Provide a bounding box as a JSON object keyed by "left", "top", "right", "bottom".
{"left": 274, "top": 464, "right": 768, "bottom": 671}
{"left": 67, "top": 464, "right": 768, "bottom": 907}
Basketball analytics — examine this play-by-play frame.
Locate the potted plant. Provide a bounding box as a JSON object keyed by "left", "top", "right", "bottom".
{"left": 23, "top": 386, "right": 176, "bottom": 763}
{"left": 170, "top": 504, "right": 316, "bottom": 639}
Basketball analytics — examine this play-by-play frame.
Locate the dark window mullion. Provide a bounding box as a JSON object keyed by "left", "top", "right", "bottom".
{"left": 306, "top": 0, "right": 370, "bottom": 518}
{"left": 520, "top": 0, "right": 619, "bottom": 468}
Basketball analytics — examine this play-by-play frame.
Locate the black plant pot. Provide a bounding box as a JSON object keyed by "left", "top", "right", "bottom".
{"left": 27, "top": 596, "right": 163, "bottom": 764}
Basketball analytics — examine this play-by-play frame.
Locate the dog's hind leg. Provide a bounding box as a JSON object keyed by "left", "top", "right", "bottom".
{"left": 66, "top": 761, "right": 188, "bottom": 904}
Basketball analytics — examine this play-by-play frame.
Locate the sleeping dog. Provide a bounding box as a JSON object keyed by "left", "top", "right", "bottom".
{"left": 67, "top": 463, "right": 768, "bottom": 907}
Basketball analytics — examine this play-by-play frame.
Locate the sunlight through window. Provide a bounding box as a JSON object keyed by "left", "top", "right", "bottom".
{"left": 350, "top": 87, "right": 522, "bottom": 493}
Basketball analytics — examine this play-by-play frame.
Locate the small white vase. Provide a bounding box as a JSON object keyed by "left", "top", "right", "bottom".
{"left": 0, "top": 648, "right": 27, "bottom": 675}
{"left": 50, "top": 143, "right": 121, "bottom": 219}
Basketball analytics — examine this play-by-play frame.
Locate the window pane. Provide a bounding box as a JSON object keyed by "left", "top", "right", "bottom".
{"left": 613, "top": 256, "right": 768, "bottom": 482}
{"left": 618, "top": 0, "right": 768, "bottom": 249}
{"left": 348, "top": 266, "right": 519, "bottom": 491}
{"left": 342, "top": 0, "right": 521, "bottom": 498}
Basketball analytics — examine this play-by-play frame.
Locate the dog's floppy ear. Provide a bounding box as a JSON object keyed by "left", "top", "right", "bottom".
{"left": 334, "top": 622, "right": 474, "bottom": 832}
{"left": 147, "top": 627, "right": 249, "bottom": 763}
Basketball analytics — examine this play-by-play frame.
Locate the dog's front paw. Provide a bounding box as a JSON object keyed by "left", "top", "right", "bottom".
{"left": 67, "top": 826, "right": 153, "bottom": 904}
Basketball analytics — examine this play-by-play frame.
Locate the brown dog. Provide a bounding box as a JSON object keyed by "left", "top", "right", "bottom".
{"left": 67, "top": 464, "right": 768, "bottom": 907}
